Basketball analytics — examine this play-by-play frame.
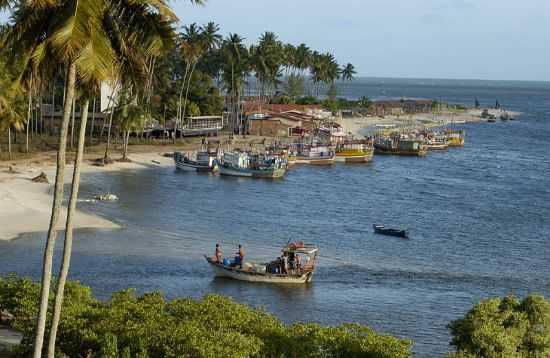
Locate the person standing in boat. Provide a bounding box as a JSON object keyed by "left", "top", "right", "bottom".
{"left": 215, "top": 243, "right": 222, "bottom": 263}
{"left": 237, "top": 244, "right": 245, "bottom": 269}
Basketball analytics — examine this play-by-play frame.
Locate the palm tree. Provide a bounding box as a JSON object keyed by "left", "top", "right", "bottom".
{"left": 178, "top": 22, "right": 220, "bottom": 135}
{"left": 0, "top": 82, "right": 26, "bottom": 160}
{"left": 221, "top": 33, "right": 249, "bottom": 133}
{"left": 341, "top": 63, "right": 356, "bottom": 81}
{"left": 0, "top": 2, "right": 115, "bottom": 354}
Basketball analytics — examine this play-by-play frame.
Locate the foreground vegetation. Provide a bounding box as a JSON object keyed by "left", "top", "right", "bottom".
{"left": 3, "top": 275, "right": 549, "bottom": 357}
{"left": 448, "top": 294, "right": 550, "bottom": 358}
{"left": 0, "top": 276, "right": 412, "bottom": 357}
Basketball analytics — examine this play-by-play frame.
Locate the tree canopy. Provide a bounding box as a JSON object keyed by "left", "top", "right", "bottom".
{"left": 449, "top": 294, "right": 550, "bottom": 358}
{"left": 0, "top": 275, "right": 412, "bottom": 358}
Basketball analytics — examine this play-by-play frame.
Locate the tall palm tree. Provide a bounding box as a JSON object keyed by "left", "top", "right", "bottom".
{"left": 250, "top": 31, "right": 282, "bottom": 105}
{"left": 48, "top": 4, "right": 185, "bottom": 357}
{"left": 341, "top": 63, "right": 356, "bottom": 81}
{"left": 1, "top": 2, "right": 115, "bottom": 355}
{"left": 221, "top": 33, "right": 249, "bottom": 133}
{"left": 0, "top": 81, "right": 26, "bottom": 159}
{"left": 179, "top": 22, "right": 220, "bottom": 134}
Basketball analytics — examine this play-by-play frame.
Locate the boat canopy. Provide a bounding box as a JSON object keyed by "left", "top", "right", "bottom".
{"left": 282, "top": 243, "right": 318, "bottom": 255}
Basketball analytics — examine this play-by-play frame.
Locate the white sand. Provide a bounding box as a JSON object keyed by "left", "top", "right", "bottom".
{"left": 0, "top": 152, "right": 174, "bottom": 241}
{"left": 338, "top": 108, "right": 521, "bottom": 137}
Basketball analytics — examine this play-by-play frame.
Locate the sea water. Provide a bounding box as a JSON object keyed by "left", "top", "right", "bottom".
{"left": 1, "top": 78, "right": 549, "bottom": 356}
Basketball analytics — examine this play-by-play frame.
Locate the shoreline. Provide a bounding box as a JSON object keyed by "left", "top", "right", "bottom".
{"left": 338, "top": 108, "right": 521, "bottom": 137}
{"left": 0, "top": 108, "right": 519, "bottom": 241}
{"left": 0, "top": 152, "right": 175, "bottom": 241}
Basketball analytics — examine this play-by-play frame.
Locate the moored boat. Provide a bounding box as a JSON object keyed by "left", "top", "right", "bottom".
{"left": 445, "top": 129, "right": 465, "bottom": 147}
{"left": 424, "top": 133, "right": 449, "bottom": 151}
{"left": 500, "top": 111, "right": 510, "bottom": 121}
{"left": 217, "top": 151, "right": 287, "bottom": 178}
{"left": 374, "top": 134, "right": 428, "bottom": 156}
{"left": 335, "top": 141, "right": 374, "bottom": 163}
{"left": 174, "top": 151, "right": 217, "bottom": 172}
{"left": 373, "top": 224, "right": 409, "bottom": 238}
{"left": 205, "top": 242, "right": 319, "bottom": 284}
{"left": 291, "top": 145, "right": 335, "bottom": 165}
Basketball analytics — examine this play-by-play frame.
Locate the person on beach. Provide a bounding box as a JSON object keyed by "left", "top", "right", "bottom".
{"left": 237, "top": 244, "right": 245, "bottom": 268}
{"left": 215, "top": 243, "right": 222, "bottom": 263}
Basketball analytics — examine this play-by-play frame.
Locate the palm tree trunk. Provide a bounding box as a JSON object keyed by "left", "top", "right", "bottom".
{"left": 33, "top": 61, "right": 77, "bottom": 358}
{"left": 104, "top": 82, "right": 119, "bottom": 162}
{"left": 181, "top": 61, "right": 197, "bottom": 136}
{"left": 50, "top": 84, "right": 55, "bottom": 136}
{"left": 8, "top": 127, "right": 12, "bottom": 160}
{"left": 89, "top": 97, "right": 96, "bottom": 145}
{"left": 176, "top": 63, "right": 190, "bottom": 142}
{"left": 26, "top": 78, "right": 32, "bottom": 153}
{"left": 122, "top": 130, "right": 130, "bottom": 161}
{"left": 70, "top": 97, "right": 76, "bottom": 150}
{"left": 46, "top": 98, "right": 89, "bottom": 358}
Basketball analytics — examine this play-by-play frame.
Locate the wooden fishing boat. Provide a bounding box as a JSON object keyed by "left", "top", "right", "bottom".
{"left": 500, "top": 111, "right": 510, "bottom": 121}
{"left": 174, "top": 151, "right": 217, "bottom": 172}
{"left": 373, "top": 224, "right": 409, "bottom": 238}
{"left": 424, "top": 134, "right": 449, "bottom": 151}
{"left": 335, "top": 141, "right": 374, "bottom": 163}
{"left": 374, "top": 136, "right": 428, "bottom": 156}
{"left": 205, "top": 243, "right": 319, "bottom": 284}
{"left": 445, "top": 129, "right": 465, "bottom": 147}
{"left": 291, "top": 145, "right": 335, "bottom": 165}
{"left": 217, "top": 151, "right": 287, "bottom": 178}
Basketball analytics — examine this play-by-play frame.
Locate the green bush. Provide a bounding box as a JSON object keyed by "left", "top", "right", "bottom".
{"left": 0, "top": 275, "right": 412, "bottom": 358}
{"left": 448, "top": 294, "right": 550, "bottom": 358}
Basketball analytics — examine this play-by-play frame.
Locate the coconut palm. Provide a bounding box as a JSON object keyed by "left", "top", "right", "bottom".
{"left": 341, "top": 63, "right": 356, "bottom": 81}
{"left": 221, "top": 33, "right": 249, "bottom": 133}
{"left": 0, "top": 81, "right": 26, "bottom": 159}
{"left": 177, "top": 22, "right": 219, "bottom": 136}
{"left": 49, "top": 5, "right": 184, "bottom": 357}
{"left": 1, "top": 2, "right": 115, "bottom": 355}
{"left": 1, "top": 0, "right": 199, "bottom": 356}
{"left": 250, "top": 32, "right": 282, "bottom": 102}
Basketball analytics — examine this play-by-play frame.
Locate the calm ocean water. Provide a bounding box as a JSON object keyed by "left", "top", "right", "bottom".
{"left": 1, "top": 78, "right": 550, "bottom": 356}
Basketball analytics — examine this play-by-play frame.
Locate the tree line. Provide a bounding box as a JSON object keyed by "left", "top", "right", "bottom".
{"left": 0, "top": 20, "right": 357, "bottom": 159}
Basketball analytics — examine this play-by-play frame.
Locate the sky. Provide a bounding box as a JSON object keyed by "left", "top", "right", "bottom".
{"left": 2, "top": 0, "right": 549, "bottom": 81}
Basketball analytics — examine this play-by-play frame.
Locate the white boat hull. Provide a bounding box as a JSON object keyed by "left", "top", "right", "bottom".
{"left": 206, "top": 258, "right": 314, "bottom": 284}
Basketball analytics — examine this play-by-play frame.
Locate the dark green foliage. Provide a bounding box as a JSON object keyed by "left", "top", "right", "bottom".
{"left": 295, "top": 96, "right": 321, "bottom": 105}
{"left": 0, "top": 276, "right": 412, "bottom": 358}
{"left": 448, "top": 294, "right": 550, "bottom": 358}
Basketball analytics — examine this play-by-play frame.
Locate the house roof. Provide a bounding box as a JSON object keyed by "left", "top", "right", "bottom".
{"left": 242, "top": 101, "right": 322, "bottom": 115}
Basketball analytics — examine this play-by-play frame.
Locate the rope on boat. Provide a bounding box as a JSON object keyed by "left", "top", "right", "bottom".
{"left": 128, "top": 224, "right": 357, "bottom": 266}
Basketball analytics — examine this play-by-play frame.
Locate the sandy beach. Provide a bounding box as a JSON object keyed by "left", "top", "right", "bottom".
{"left": 0, "top": 151, "right": 176, "bottom": 241}
{"left": 338, "top": 108, "right": 520, "bottom": 136}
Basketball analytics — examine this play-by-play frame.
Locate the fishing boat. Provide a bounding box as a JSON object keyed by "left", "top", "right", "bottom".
{"left": 174, "top": 151, "right": 217, "bottom": 172}
{"left": 424, "top": 133, "right": 448, "bottom": 151}
{"left": 445, "top": 129, "right": 465, "bottom": 147}
{"left": 217, "top": 151, "right": 287, "bottom": 178}
{"left": 500, "top": 111, "right": 510, "bottom": 121}
{"left": 374, "top": 134, "right": 428, "bottom": 156}
{"left": 373, "top": 224, "right": 409, "bottom": 238}
{"left": 335, "top": 141, "right": 374, "bottom": 163}
{"left": 290, "top": 145, "right": 335, "bottom": 165}
{"left": 205, "top": 242, "right": 318, "bottom": 284}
